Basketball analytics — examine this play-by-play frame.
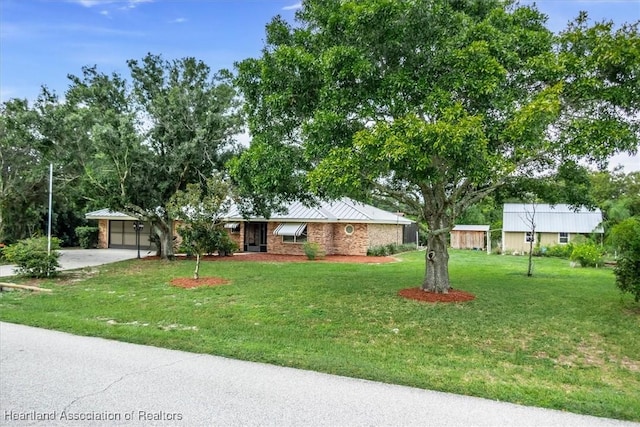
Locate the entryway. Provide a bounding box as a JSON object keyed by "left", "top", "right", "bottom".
{"left": 244, "top": 222, "right": 267, "bottom": 252}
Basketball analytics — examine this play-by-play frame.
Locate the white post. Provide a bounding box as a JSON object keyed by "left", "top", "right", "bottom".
{"left": 486, "top": 230, "right": 491, "bottom": 254}
{"left": 47, "top": 163, "right": 53, "bottom": 255}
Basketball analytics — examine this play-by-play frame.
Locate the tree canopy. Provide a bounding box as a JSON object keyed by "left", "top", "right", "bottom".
{"left": 233, "top": 0, "right": 639, "bottom": 292}
{"left": 43, "top": 54, "right": 243, "bottom": 258}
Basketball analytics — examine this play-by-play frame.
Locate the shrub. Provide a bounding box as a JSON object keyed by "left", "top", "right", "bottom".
{"left": 367, "top": 243, "right": 414, "bottom": 257}
{"left": 570, "top": 241, "right": 603, "bottom": 267}
{"left": 3, "top": 237, "right": 61, "bottom": 278}
{"left": 303, "top": 242, "right": 324, "bottom": 260}
{"left": 218, "top": 234, "right": 239, "bottom": 257}
{"left": 609, "top": 218, "right": 640, "bottom": 302}
{"left": 75, "top": 226, "right": 99, "bottom": 249}
{"left": 541, "top": 243, "right": 574, "bottom": 259}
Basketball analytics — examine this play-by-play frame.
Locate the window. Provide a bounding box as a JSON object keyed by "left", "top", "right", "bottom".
{"left": 344, "top": 224, "right": 355, "bottom": 235}
{"left": 559, "top": 232, "right": 569, "bottom": 244}
{"left": 273, "top": 223, "right": 308, "bottom": 244}
{"left": 282, "top": 226, "right": 307, "bottom": 243}
{"left": 525, "top": 232, "right": 535, "bottom": 243}
{"left": 224, "top": 222, "right": 241, "bottom": 234}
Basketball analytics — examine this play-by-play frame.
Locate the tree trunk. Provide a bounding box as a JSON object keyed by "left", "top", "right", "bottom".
{"left": 422, "top": 228, "right": 451, "bottom": 293}
{"left": 527, "top": 229, "right": 534, "bottom": 277}
{"left": 193, "top": 253, "right": 200, "bottom": 280}
{"left": 153, "top": 220, "right": 175, "bottom": 260}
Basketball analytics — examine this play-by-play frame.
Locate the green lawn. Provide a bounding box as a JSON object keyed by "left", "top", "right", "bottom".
{"left": 1, "top": 250, "right": 639, "bottom": 421}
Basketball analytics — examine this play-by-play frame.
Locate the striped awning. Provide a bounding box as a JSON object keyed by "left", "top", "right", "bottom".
{"left": 224, "top": 222, "right": 240, "bottom": 229}
{"left": 273, "top": 223, "right": 307, "bottom": 237}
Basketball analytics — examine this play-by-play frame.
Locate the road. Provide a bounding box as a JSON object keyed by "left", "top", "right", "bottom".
{"left": 1, "top": 322, "right": 637, "bottom": 426}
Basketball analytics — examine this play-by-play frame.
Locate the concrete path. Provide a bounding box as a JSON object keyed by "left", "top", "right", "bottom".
{"left": 0, "top": 249, "right": 146, "bottom": 277}
{"left": 1, "top": 322, "right": 637, "bottom": 427}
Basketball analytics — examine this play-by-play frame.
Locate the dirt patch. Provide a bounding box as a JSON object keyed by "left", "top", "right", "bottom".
{"left": 170, "top": 277, "right": 230, "bottom": 289}
{"left": 398, "top": 287, "right": 476, "bottom": 303}
{"left": 146, "top": 253, "right": 396, "bottom": 264}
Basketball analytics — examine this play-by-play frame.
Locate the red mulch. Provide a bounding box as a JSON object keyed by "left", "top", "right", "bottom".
{"left": 398, "top": 287, "right": 476, "bottom": 303}
{"left": 145, "top": 253, "right": 396, "bottom": 264}
{"left": 170, "top": 277, "right": 230, "bottom": 289}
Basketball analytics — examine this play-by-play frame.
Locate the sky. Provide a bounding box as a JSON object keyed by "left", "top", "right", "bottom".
{"left": 1, "top": 0, "right": 639, "bottom": 170}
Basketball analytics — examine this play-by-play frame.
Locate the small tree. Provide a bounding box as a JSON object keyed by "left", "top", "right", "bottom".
{"left": 609, "top": 217, "right": 640, "bottom": 302}
{"left": 168, "top": 175, "right": 232, "bottom": 280}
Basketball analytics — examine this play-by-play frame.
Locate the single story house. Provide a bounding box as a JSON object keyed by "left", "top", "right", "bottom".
{"left": 450, "top": 225, "right": 490, "bottom": 252}
{"left": 86, "top": 198, "right": 415, "bottom": 256}
{"left": 222, "top": 198, "right": 415, "bottom": 256}
{"left": 501, "top": 203, "right": 603, "bottom": 254}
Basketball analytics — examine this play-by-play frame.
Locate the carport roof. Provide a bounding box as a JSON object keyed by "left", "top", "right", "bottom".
{"left": 85, "top": 209, "right": 138, "bottom": 221}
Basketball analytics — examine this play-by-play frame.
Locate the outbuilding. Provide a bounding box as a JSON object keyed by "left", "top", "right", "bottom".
{"left": 501, "top": 203, "right": 603, "bottom": 254}
{"left": 450, "top": 225, "right": 490, "bottom": 252}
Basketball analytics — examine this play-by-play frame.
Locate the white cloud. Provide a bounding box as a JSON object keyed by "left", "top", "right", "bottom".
{"left": 68, "top": 0, "right": 152, "bottom": 9}
{"left": 170, "top": 17, "right": 187, "bottom": 24}
{"left": 282, "top": 2, "right": 302, "bottom": 11}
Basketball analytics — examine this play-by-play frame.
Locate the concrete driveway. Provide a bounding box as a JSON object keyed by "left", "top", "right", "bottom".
{"left": 0, "top": 248, "right": 147, "bottom": 277}
{"left": 1, "top": 322, "right": 637, "bottom": 427}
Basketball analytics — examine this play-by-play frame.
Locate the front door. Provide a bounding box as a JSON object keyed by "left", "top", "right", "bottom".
{"left": 244, "top": 222, "right": 268, "bottom": 252}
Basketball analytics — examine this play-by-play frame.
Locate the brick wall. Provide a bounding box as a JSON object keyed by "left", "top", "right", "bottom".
{"left": 367, "top": 223, "right": 403, "bottom": 247}
{"left": 97, "top": 219, "right": 109, "bottom": 248}
{"left": 227, "top": 224, "right": 244, "bottom": 252}
{"left": 331, "top": 223, "right": 368, "bottom": 255}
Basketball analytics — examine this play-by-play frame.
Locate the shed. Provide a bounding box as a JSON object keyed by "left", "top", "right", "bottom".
{"left": 450, "top": 225, "right": 490, "bottom": 252}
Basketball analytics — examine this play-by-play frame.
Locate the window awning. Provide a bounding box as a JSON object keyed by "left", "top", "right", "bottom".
{"left": 273, "top": 223, "right": 307, "bottom": 237}
{"left": 224, "top": 223, "right": 240, "bottom": 229}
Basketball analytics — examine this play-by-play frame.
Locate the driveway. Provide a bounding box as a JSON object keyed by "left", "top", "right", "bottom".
{"left": 1, "top": 322, "right": 637, "bottom": 427}
{"left": 0, "top": 248, "right": 147, "bottom": 277}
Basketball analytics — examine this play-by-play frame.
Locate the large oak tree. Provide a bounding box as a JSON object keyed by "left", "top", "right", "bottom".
{"left": 56, "top": 54, "right": 242, "bottom": 259}
{"left": 233, "top": 0, "right": 639, "bottom": 292}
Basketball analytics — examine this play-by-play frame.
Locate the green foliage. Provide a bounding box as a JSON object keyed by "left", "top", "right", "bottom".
{"left": 539, "top": 243, "right": 574, "bottom": 259}
{"left": 367, "top": 243, "right": 415, "bottom": 257}
{"left": 609, "top": 217, "right": 640, "bottom": 302}
{"left": 233, "top": 0, "right": 640, "bottom": 290}
{"left": 217, "top": 233, "right": 239, "bottom": 257}
{"left": 75, "top": 226, "right": 99, "bottom": 249}
{"left": 570, "top": 241, "right": 603, "bottom": 267}
{"left": 302, "top": 241, "right": 323, "bottom": 260}
{"left": 3, "top": 237, "right": 61, "bottom": 278}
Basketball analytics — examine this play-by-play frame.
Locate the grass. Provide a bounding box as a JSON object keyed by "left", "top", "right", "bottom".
{"left": 1, "top": 250, "right": 639, "bottom": 421}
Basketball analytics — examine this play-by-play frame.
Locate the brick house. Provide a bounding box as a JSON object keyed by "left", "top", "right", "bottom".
{"left": 222, "top": 198, "right": 414, "bottom": 256}
{"left": 86, "top": 198, "right": 415, "bottom": 256}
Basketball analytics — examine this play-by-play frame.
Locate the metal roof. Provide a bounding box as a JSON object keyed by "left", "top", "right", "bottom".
{"left": 452, "top": 225, "right": 490, "bottom": 232}
{"left": 224, "top": 198, "right": 413, "bottom": 225}
{"left": 85, "top": 209, "right": 138, "bottom": 221}
{"left": 502, "top": 204, "right": 603, "bottom": 233}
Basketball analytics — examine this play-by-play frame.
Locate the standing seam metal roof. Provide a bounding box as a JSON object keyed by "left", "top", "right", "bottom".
{"left": 502, "top": 204, "right": 603, "bottom": 233}
{"left": 224, "top": 198, "right": 413, "bottom": 225}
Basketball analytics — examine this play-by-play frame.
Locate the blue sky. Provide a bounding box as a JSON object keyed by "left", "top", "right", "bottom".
{"left": 1, "top": 0, "right": 639, "bottom": 169}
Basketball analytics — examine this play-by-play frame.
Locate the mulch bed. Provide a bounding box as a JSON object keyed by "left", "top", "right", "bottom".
{"left": 170, "top": 277, "right": 230, "bottom": 289}
{"left": 398, "top": 287, "right": 476, "bottom": 303}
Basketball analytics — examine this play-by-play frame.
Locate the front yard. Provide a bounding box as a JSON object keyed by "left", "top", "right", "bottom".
{"left": 1, "top": 250, "right": 638, "bottom": 421}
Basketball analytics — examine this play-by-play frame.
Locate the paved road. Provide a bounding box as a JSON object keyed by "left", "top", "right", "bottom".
{"left": 1, "top": 323, "right": 637, "bottom": 427}
{"left": 0, "top": 249, "right": 146, "bottom": 277}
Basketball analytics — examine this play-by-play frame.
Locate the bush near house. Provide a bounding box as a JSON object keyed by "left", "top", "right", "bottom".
{"left": 3, "top": 236, "right": 61, "bottom": 278}
{"left": 367, "top": 243, "right": 415, "bottom": 256}
{"left": 75, "top": 226, "right": 99, "bottom": 249}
